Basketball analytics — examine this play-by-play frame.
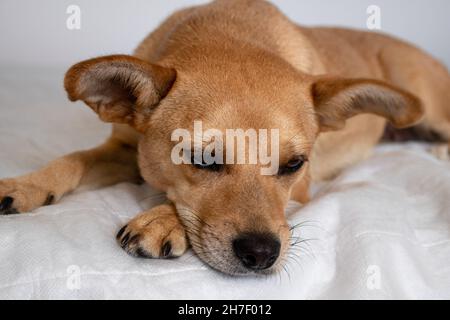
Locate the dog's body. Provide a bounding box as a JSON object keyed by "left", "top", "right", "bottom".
{"left": 1, "top": 0, "right": 449, "bottom": 275}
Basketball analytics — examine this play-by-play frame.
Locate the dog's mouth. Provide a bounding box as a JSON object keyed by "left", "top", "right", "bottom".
{"left": 176, "top": 204, "right": 285, "bottom": 275}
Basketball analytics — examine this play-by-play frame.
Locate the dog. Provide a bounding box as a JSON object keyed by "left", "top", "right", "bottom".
{"left": 1, "top": 0, "right": 449, "bottom": 275}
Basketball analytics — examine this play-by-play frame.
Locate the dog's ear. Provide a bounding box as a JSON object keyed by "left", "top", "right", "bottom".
{"left": 64, "top": 55, "right": 176, "bottom": 132}
{"left": 310, "top": 77, "right": 424, "bottom": 132}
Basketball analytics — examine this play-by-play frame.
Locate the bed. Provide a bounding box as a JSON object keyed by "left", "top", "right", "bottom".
{"left": 1, "top": 66, "right": 449, "bottom": 299}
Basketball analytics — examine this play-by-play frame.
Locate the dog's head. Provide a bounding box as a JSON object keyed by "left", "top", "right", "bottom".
{"left": 65, "top": 54, "right": 423, "bottom": 275}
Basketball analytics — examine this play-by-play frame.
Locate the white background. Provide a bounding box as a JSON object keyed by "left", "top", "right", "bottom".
{"left": 1, "top": 0, "right": 450, "bottom": 300}
{"left": 0, "top": 0, "right": 449, "bottom": 69}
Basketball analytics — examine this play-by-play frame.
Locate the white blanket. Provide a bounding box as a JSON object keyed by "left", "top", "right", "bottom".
{"left": 1, "top": 67, "right": 450, "bottom": 300}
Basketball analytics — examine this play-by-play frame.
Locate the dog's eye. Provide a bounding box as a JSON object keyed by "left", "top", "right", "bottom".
{"left": 191, "top": 155, "right": 223, "bottom": 172}
{"left": 278, "top": 156, "right": 306, "bottom": 176}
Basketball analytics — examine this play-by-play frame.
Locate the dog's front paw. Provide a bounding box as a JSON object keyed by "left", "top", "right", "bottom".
{"left": 116, "top": 204, "right": 188, "bottom": 259}
{"left": 0, "top": 178, "right": 55, "bottom": 215}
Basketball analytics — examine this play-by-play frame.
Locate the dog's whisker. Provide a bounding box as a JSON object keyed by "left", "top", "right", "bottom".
{"left": 289, "top": 240, "right": 317, "bottom": 262}
{"left": 291, "top": 244, "right": 316, "bottom": 261}
{"left": 290, "top": 238, "right": 319, "bottom": 246}
{"left": 289, "top": 219, "right": 322, "bottom": 231}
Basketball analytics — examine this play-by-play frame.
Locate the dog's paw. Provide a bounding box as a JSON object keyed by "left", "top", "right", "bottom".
{"left": 116, "top": 205, "right": 188, "bottom": 259}
{"left": 0, "top": 178, "right": 55, "bottom": 215}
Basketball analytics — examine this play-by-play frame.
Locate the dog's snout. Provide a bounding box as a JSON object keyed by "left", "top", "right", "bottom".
{"left": 233, "top": 233, "right": 281, "bottom": 270}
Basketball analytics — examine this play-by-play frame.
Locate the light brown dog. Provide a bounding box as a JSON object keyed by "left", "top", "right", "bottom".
{"left": 1, "top": 0, "right": 449, "bottom": 275}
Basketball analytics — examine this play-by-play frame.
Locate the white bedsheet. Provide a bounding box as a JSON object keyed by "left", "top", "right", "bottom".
{"left": 1, "top": 67, "right": 450, "bottom": 300}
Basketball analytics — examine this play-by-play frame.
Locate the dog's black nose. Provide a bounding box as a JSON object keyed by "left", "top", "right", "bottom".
{"left": 233, "top": 233, "right": 281, "bottom": 270}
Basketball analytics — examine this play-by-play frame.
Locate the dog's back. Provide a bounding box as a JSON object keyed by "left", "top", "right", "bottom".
{"left": 301, "top": 27, "right": 450, "bottom": 177}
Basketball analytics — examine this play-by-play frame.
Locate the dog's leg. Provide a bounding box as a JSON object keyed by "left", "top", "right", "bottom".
{"left": 116, "top": 203, "right": 188, "bottom": 259}
{"left": 0, "top": 137, "right": 140, "bottom": 215}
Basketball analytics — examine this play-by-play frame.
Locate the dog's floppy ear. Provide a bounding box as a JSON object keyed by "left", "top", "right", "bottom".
{"left": 310, "top": 77, "right": 424, "bottom": 132}
{"left": 64, "top": 55, "right": 176, "bottom": 132}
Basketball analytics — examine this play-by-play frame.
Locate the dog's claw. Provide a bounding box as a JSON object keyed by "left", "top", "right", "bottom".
{"left": 121, "top": 232, "right": 131, "bottom": 247}
{"left": 136, "top": 246, "right": 152, "bottom": 258}
{"left": 0, "top": 197, "right": 18, "bottom": 215}
{"left": 0, "top": 196, "right": 14, "bottom": 211}
{"left": 161, "top": 241, "right": 172, "bottom": 258}
{"left": 116, "top": 225, "right": 127, "bottom": 239}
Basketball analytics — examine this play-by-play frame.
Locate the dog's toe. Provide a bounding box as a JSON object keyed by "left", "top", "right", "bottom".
{"left": 116, "top": 210, "right": 188, "bottom": 259}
